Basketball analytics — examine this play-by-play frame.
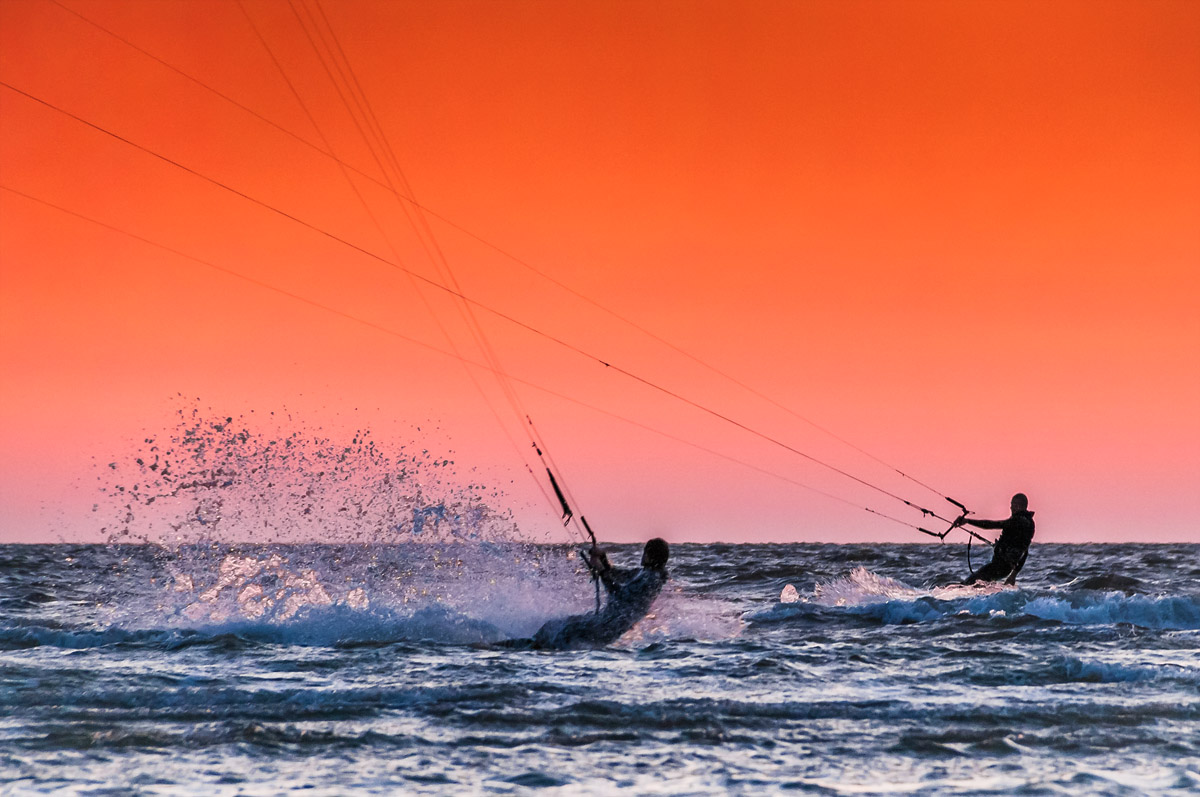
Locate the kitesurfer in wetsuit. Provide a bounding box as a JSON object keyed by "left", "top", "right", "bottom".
{"left": 958, "top": 493, "right": 1035, "bottom": 585}
{"left": 525, "top": 538, "right": 669, "bottom": 649}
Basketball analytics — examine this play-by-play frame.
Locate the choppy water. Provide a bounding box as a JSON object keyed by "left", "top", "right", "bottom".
{"left": 2, "top": 542, "right": 1198, "bottom": 795}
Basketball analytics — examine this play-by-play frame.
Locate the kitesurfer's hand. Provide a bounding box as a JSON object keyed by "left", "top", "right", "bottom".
{"left": 584, "top": 548, "right": 610, "bottom": 575}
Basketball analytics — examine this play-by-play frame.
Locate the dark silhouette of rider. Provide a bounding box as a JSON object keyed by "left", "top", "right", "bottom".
{"left": 527, "top": 538, "right": 670, "bottom": 649}
{"left": 958, "top": 493, "right": 1035, "bottom": 585}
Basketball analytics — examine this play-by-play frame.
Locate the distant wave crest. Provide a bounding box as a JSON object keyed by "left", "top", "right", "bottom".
{"left": 755, "top": 566, "right": 1200, "bottom": 631}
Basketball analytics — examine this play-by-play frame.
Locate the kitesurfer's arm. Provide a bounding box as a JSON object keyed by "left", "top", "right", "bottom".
{"left": 599, "top": 567, "right": 639, "bottom": 594}
{"left": 582, "top": 549, "right": 629, "bottom": 594}
{"left": 962, "top": 517, "right": 1004, "bottom": 531}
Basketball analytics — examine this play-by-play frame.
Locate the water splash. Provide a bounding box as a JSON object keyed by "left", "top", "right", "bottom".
{"left": 87, "top": 399, "right": 594, "bottom": 640}
{"left": 95, "top": 398, "right": 520, "bottom": 547}
{"left": 803, "top": 566, "right": 1007, "bottom": 607}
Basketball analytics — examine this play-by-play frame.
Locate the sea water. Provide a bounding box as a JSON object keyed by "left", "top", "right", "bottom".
{"left": 2, "top": 541, "right": 1197, "bottom": 795}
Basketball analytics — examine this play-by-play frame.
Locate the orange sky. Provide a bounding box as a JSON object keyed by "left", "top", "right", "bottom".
{"left": 1, "top": 0, "right": 1197, "bottom": 544}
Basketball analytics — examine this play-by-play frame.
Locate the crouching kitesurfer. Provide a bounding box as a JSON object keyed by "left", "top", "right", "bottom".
{"left": 513, "top": 538, "right": 670, "bottom": 649}
{"left": 958, "top": 493, "right": 1035, "bottom": 585}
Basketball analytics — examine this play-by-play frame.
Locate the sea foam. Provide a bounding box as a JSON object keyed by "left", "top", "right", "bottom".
{"left": 758, "top": 566, "right": 1200, "bottom": 631}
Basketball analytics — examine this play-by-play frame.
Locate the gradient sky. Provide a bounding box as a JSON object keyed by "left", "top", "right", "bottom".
{"left": 1, "top": 0, "right": 1197, "bottom": 544}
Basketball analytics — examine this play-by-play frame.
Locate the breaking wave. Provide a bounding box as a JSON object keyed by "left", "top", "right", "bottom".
{"left": 754, "top": 566, "right": 1200, "bottom": 630}
{"left": 1, "top": 603, "right": 508, "bottom": 650}
{"left": 3, "top": 541, "right": 741, "bottom": 652}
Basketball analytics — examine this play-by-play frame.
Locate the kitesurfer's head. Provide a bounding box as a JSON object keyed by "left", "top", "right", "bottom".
{"left": 1011, "top": 493, "right": 1029, "bottom": 512}
{"left": 642, "top": 537, "right": 669, "bottom": 570}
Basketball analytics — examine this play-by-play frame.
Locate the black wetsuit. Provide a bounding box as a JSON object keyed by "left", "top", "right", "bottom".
{"left": 964, "top": 510, "right": 1035, "bottom": 584}
{"left": 527, "top": 565, "right": 667, "bottom": 649}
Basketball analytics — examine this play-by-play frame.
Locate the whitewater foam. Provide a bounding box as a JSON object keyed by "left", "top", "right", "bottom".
{"left": 758, "top": 566, "right": 1200, "bottom": 631}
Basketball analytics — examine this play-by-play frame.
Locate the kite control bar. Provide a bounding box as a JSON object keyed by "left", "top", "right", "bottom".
{"left": 917, "top": 496, "right": 991, "bottom": 546}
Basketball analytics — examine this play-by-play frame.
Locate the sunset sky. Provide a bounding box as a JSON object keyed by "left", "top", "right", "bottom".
{"left": 1, "top": 0, "right": 1197, "bottom": 544}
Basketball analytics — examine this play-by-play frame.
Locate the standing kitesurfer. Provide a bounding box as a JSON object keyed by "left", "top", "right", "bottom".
{"left": 522, "top": 538, "right": 670, "bottom": 649}
{"left": 958, "top": 493, "right": 1035, "bottom": 585}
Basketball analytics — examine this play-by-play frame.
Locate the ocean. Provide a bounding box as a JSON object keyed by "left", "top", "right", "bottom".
{"left": 1, "top": 541, "right": 1197, "bottom": 795}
